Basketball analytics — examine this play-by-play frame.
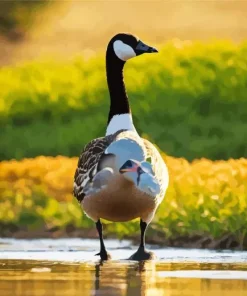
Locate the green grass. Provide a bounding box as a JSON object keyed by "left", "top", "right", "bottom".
{"left": 1, "top": 156, "right": 247, "bottom": 248}
{"left": 1, "top": 40, "right": 247, "bottom": 160}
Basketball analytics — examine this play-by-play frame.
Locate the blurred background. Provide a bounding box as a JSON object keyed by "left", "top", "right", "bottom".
{"left": 0, "top": 0, "right": 247, "bottom": 249}
{"left": 1, "top": 1, "right": 247, "bottom": 65}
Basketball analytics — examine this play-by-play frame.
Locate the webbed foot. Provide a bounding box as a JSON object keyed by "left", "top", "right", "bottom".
{"left": 95, "top": 250, "right": 112, "bottom": 261}
{"left": 129, "top": 246, "right": 156, "bottom": 261}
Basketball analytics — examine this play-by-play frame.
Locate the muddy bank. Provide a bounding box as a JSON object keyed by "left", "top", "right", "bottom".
{"left": 1, "top": 224, "right": 246, "bottom": 251}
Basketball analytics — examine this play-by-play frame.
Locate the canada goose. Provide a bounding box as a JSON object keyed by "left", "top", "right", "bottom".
{"left": 73, "top": 33, "right": 169, "bottom": 261}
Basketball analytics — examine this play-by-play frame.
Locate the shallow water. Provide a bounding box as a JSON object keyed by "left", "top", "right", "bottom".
{"left": 1, "top": 238, "right": 247, "bottom": 296}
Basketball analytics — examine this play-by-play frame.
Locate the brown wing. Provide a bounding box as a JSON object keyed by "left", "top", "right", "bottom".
{"left": 143, "top": 138, "right": 169, "bottom": 199}
{"left": 73, "top": 130, "right": 124, "bottom": 202}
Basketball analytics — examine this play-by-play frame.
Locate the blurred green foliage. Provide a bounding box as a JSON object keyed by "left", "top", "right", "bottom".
{"left": 0, "top": 156, "right": 247, "bottom": 248}
{"left": 1, "top": 40, "right": 247, "bottom": 160}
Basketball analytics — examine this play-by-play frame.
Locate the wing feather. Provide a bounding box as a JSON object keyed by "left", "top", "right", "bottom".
{"left": 73, "top": 130, "right": 124, "bottom": 202}
{"left": 143, "top": 139, "right": 169, "bottom": 199}
{"left": 73, "top": 129, "right": 168, "bottom": 203}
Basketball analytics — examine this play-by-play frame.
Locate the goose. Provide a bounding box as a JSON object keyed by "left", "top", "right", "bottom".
{"left": 73, "top": 33, "right": 169, "bottom": 261}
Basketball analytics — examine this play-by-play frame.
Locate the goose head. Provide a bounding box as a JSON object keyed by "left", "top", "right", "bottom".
{"left": 119, "top": 159, "right": 160, "bottom": 197}
{"left": 107, "top": 33, "right": 158, "bottom": 62}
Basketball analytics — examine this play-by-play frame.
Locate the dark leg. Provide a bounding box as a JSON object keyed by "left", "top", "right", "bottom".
{"left": 95, "top": 219, "right": 111, "bottom": 260}
{"left": 140, "top": 219, "right": 147, "bottom": 248}
{"left": 129, "top": 219, "right": 156, "bottom": 261}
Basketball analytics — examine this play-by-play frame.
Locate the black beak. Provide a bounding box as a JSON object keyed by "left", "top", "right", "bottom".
{"left": 135, "top": 40, "right": 158, "bottom": 56}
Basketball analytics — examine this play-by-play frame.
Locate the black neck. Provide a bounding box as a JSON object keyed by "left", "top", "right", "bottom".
{"left": 106, "top": 49, "right": 130, "bottom": 124}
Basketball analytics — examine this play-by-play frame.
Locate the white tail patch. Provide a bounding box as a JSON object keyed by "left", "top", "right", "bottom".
{"left": 106, "top": 114, "right": 137, "bottom": 135}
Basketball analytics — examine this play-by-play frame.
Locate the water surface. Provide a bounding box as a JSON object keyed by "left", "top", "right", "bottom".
{"left": 1, "top": 238, "right": 247, "bottom": 296}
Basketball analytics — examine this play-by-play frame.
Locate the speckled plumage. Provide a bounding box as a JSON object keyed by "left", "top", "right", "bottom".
{"left": 73, "top": 130, "right": 168, "bottom": 223}
{"left": 73, "top": 129, "right": 124, "bottom": 202}
{"left": 73, "top": 33, "right": 168, "bottom": 261}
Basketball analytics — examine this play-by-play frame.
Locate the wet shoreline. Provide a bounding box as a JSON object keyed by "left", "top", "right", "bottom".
{"left": 1, "top": 238, "right": 247, "bottom": 295}
{"left": 1, "top": 238, "right": 247, "bottom": 263}
{"left": 0, "top": 225, "right": 245, "bottom": 251}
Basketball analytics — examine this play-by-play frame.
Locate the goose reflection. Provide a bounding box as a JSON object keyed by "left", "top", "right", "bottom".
{"left": 94, "top": 260, "right": 157, "bottom": 296}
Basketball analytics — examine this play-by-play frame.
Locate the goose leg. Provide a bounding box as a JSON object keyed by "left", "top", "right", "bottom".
{"left": 95, "top": 219, "right": 111, "bottom": 260}
{"left": 129, "top": 219, "right": 155, "bottom": 261}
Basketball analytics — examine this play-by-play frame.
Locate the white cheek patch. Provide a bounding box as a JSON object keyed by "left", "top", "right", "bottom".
{"left": 113, "top": 40, "right": 136, "bottom": 61}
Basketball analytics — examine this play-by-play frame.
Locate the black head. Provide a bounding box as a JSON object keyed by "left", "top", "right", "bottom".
{"left": 107, "top": 33, "right": 158, "bottom": 62}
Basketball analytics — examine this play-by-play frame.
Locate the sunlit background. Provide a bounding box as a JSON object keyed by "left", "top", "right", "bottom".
{"left": 1, "top": 0, "right": 247, "bottom": 250}
{"left": 1, "top": 1, "right": 247, "bottom": 295}
{"left": 1, "top": 1, "right": 247, "bottom": 64}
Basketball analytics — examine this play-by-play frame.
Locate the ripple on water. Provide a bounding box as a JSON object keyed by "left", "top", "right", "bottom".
{"left": 1, "top": 239, "right": 247, "bottom": 295}
{"left": 1, "top": 260, "right": 247, "bottom": 296}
